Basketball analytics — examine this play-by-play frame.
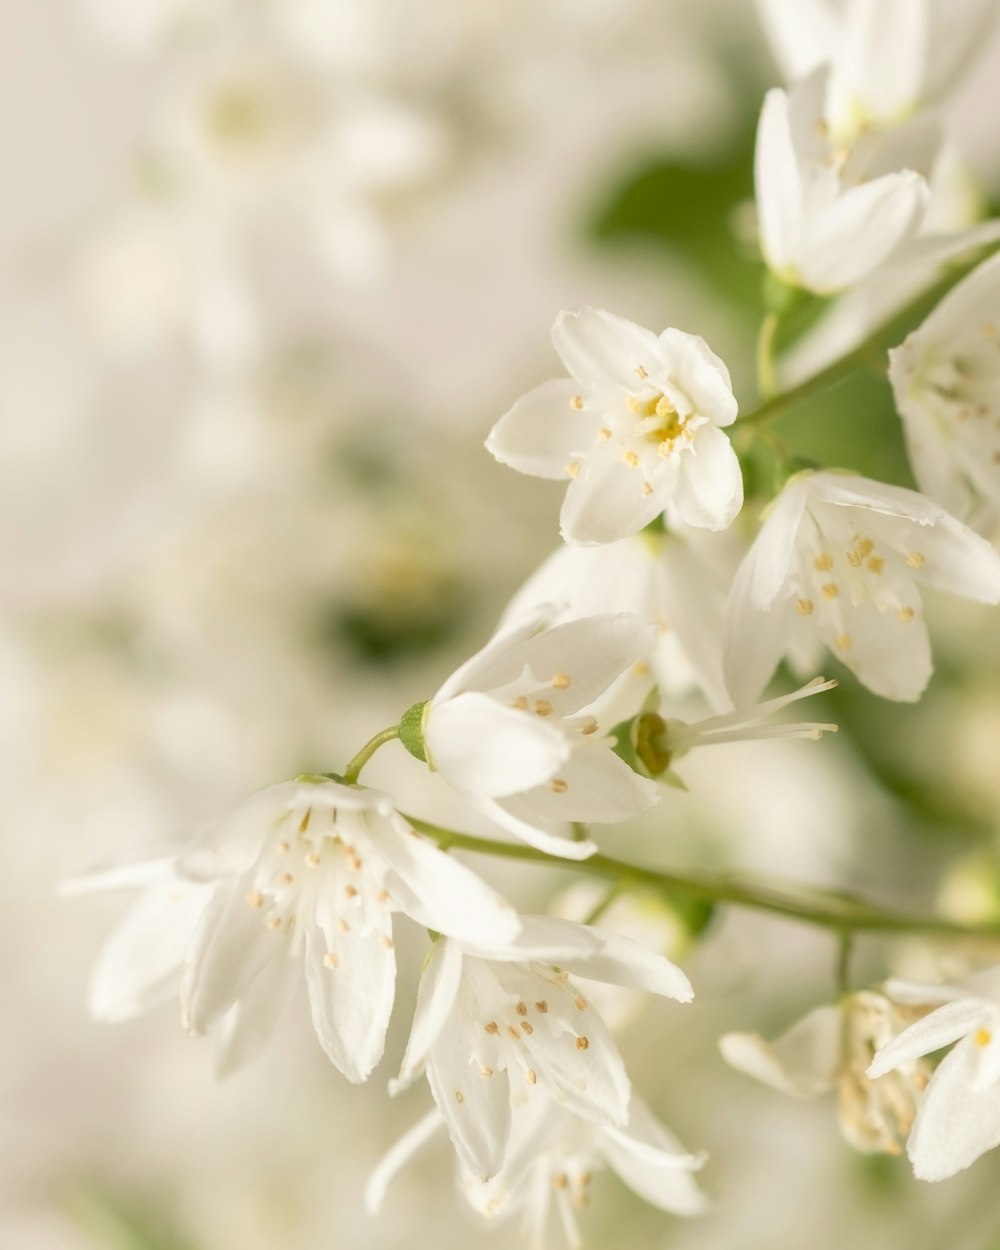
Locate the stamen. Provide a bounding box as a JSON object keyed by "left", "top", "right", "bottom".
{"left": 550, "top": 778, "right": 568, "bottom": 793}
{"left": 576, "top": 1036, "right": 589, "bottom": 1050}
{"left": 814, "top": 553, "right": 834, "bottom": 571}
{"left": 455, "top": 1091, "right": 464, "bottom": 1103}
{"left": 574, "top": 995, "right": 587, "bottom": 1011}
{"left": 796, "top": 598, "right": 814, "bottom": 616}
{"left": 906, "top": 552, "right": 925, "bottom": 568}
{"left": 598, "top": 427, "right": 612, "bottom": 440}
{"left": 821, "top": 583, "right": 839, "bottom": 599}
{"left": 897, "top": 606, "right": 915, "bottom": 622}
{"left": 535, "top": 1000, "right": 548, "bottom": 1013}
{"left": 836, "top": 633, "right": 852, "bottom": 651}
{"left": 526, "top": 1068, "right": 538, "bottom": 1084}
{"left": 565, "top": 462, "right": 580, "bottom": 478}
{"left": 535, "top": 699, "right": 553, "bottom": 717}
{"left": 520, "top": 1021, "right": 534, "bottom": 1035}
{"left": 635, "top": 364, "right": 648, "bottom": 379}
{"left": 976, "top": 1028, "right": 992, "bottom": 1047}
{"left": 569, "top": 395, "right": 584, "bottom": 410}
{"left": 484, "top": 1021, "right": 499, "bottom": 1034}
{"left": 867, "top": 556, "right": 884, "bottom": 574}
{"left": 858, "top": 538, "right": 874, "bottom": 557}
{"left": 480, "top": 1066, "right": 494, "bottom": 1078}
{"left": 551, "top": 672, "right": 570, "bottom": 689}
{"left": 641, "top": 481, "right": 653, "bottom": 495}
{"left": 323, "top": 951, "right": 339, "bottom": 969}
{"left": 511, "top": 696, "right": 529, "bottom": 710}
{"left": 580, "top": 719, "right": 599, "bottom": 735}
{"left": 516, "top": 1002, "right": 528, "bottom": 1016}
{"left": 246, "top": 890, "right": 264, "bottom": 909}
{"left": 623, "top": 450, "right": 640, "bottom": 468}
{"left": 847, "top": 550, "right": 862, "bottom": 567}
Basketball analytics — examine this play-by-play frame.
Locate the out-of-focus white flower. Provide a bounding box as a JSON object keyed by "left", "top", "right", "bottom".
{"left": 722, "top": 989, "right": 933, "bottom": 1155}
{"left": 500, "top": 523, "right": 740, "bottom": 713}
{"left": 70, "top": 778, "right": 519, "bottom": 1082}
{"left": 755, "top": 73, "right": 931, "bottom": 295}
{"left": 756, "top": 0, "right": 998, "bottom": 147}
{"left": 487, "top": 308, "right": 742, "bottom": 544}
{"left": 723, "top": 471, "right": 1000, "bottom": 703}
{"left": 390, "top": 917, "right": 693, "bottom": 1180}
{"left": 889, "top": 252, "right": 1000, "bottom": 519}
{"left": 868, "top": 965, "right": 1000, "bottom": 1179}
{"left": 367, "top": 1092, "right": 707, "bottom": 1246}
{"left": 422, "top": 614, "right": 660, "bottom": 860}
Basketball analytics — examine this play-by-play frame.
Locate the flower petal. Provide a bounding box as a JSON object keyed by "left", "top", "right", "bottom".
{"left": 424, "top": 691, "right": 569, "bottom": 798}
{"left": 868, "top": 996, "right": 992, "bottom": 1078}
{"left": 460, "top": 914, "right": 603, "bottom": 963}
{"left": 305, "top": 919, "right": 396, "bottom": 1083}
{"left": 486, "top": 378, "right": 602, "bottom": 480}
{"left": 551, "top": 307, "right": 661, "bottom": 389}
{"left": 720, "top": 1005, "right": 841, "bottom": 1096}
{"left": 365, "top": 1110, "right": 444, "bottom": 1214}
{"left": 213, "top": 948, "right": 295, "bottom": 1078}
{"left": 479, "top": 799, "right": 600, "bottom": 860}
{"left": 672, "top": 425, "right": 744, "bottom": 531}
{"left": 601, "top": 1098, "right": 708, "bottom": 1216}
{"left": 658, "top": 328, "right": 738, "bottom": 427}
{"left": 559, "top": 931, "right": 693, "bottom": 1003}
{"left": 395, "top": 937, "right": 464, "bottom": 1088}
{"left": 906, "top": 1037, "right": 1000, "bottom": 1180}
{"left": 723, "top": 561, "right": 798, "bottom": 707}
{"left": 560, "top": 437, "right": 668, "bottom": 545}
{"left": 502, "top": 744, "right": 658, "bottom": 827}
{"left": 909, "top": 512, "right": 1000, "bottom": 604}
{"left": 754, "top": 88, "right": 803, "bottom": 276}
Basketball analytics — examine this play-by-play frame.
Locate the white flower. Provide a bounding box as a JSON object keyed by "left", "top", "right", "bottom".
{"left": 723, "top": 470, "right": 1000, "bottom": 703}
{"left": 889, "top": 252, "right": 1000, "bottom": 519}
{"left": 422, "top": 613, "right": 661, "bottom": 860}
{"left": 391, "top": 917, "right": 693, "bottom": 1180}
{"left": 486, "top": 308, "right": 742, "bottom": 545}
{"left": 755, "top": 71, "right": 931, "bottom": 295}
{"left": 868, "top": 965, "right": 1000, "bottom": 1179}
{"left": 500, "top": 524, "right": 739, "bottom": 713}
{"left": 721, "top": 989, "right": 933, "bottom": 1156}
{"left": 366, "top": 1093, "right": 707, "bottom": 1247}
{"left": 70, "top": 778, "right": 520, "bottom": 1082}
{"left": 756, "top": 0, "right": 997, "bottom": 147}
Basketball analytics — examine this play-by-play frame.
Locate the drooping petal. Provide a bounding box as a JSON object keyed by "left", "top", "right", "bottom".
{"left": 558, "top": 931, "right": 693, "bottom": 1003}
{"left": 365, "top": 1110, "right": 445, "bottom": 1214}
{"left": 424, "top": 691, "right": 569, "bottom": 798}
{"left": 908, "top": 512, "right": 1000, "bottom": 604}
{"left": 601, "top": 1099, "right": 708, "bottom": 1216}
{"left": 551, "top": 307, "right": 661, "bottom": 389}
{"left": 377, "top": 819, "right": 520, "bottom": 946}
{"left": 658, "top": 328, "right": 738, "bottom": 427}
{"left": 459, "top": 914, "right": 603, "bottom": 964}
{"left": 213, "top": 947, "right": 296, "bottom": 1078}
{"left": 755, "top": 0, "right": 840, "bottom": 80}
{"left": 179, "top": 781, "right": 299, "bottom": 881}
{"left": 890, "top": 353, "right": 970, "bottom": 517}
{"left": 395, "top": 937, "right": 464, "bottom": 1088}
{"left": 826, "top": 0, "right": 928, "bottom": 137}
{"left": 723, "top": 561, "right": 798, "bottom": 706}
{"left": 479, "top": 799, "right": 599, "bottom": 860}
{"left": 906, "top": 1038, "right": 1000, "bottom": 1180}
{"left": 868, "top": 996, "right": 992, "bottom": 1077}
{"left": 486, "top": 378, "right": 601, "bottom": 481}
{"left": 754, "top": 88, "right": 803, "bottom": 277}
{"left": 720, "top": 1005, "right": 842, "bottom": 1097}
{"left": 304, "top": 919, "right": 396, "bottom": 1084}
{"left": 815, "top": 586, "right": 932, "bottom": 702}
{"left": 672, "top": 425, "right": 744, "bottom": 531}
{"left": 501, "top": 746, "right": 659, "bottom": 825}
{"left": 560, "top": 437, "right": 667, "bottom": 545}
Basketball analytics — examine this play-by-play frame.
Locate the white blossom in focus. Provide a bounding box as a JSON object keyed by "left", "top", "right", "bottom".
{"left": 868, "top": 965, "right": 1000, "bottom": 1179}
{"left": 390, "top": 917, "right": 693, "bottom": 1180}
{"left": 423, "top": 613, "right": 660, "bottom": 860}
{"left": 723, "top": 471, "right": 1000, "bottom": 703}
{"left": 69, "top": 778, "right": 519, "bottom": 1082}
{"left": 722, "top": 989, "right": 934, "bottom": 1156}
{"left": 487, "top": 308, "right": 742, "bottom": 544}
{"left": 889, "top": 252, "right": 1000, "bottom": 519}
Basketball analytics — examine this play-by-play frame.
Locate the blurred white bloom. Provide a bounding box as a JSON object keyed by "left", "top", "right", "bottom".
{"left": 723, "top": 471, "right": 1000, "bottom": 703}
{"left": 367, "top": 1092, "right": 706, "bottom": 1246}
{"left": 868, "top": 965, "right": 1000, "bottom": 1179}
{"left": 889, "top": 252, "right": 1000, "bottom": 519}
{"left": 756, "top": 0, "right": 997, "bottom": 146}
{"left": 487, "top": 308, "right": 742, "bottom": 544}
{"left": 391, "top": 916, "right": 693, "bottom": 1180}
{"left": 500, "top": 523, "right": 739, "bottom": 712}
{"left": 422, "top": 614, "right": 660, "bottom": 860}
{"left": 755, "top": 73, "right": 931, "bottom": 295}
{"left": 73, "top": 778, "right": 519, "bottom": 1082}
{"left": 722, "top": 989, "right": 933, "bottom": 1155}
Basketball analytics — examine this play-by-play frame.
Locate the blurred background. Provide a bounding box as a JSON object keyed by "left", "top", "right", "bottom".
{"left": 5, "top": 1, "right": 1000, "bottom": 1247}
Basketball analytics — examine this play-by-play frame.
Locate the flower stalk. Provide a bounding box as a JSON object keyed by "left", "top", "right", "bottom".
{"left": 342, "top": 725, "right": 401, "bottom": 784}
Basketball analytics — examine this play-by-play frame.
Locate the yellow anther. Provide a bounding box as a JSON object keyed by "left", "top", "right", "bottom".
{"left": 455, "top": 1090, "right": 464, "bottom": 1103}
{"left": 569, "top": 394, "right": 584, "bottom": 410}
{"left": 655, "top": 396, "right": 676, "bottom": 418}
{"left": 277, "top": 841, "right": 290, "bottom": 854}
{"left": 821, "top": 582, "right": 839, "bottom": 599}
{"left": 553, "top": 1174, "right": 569, "bottom": 1190}
{"left": 598, "top": 427, "right": 613, "bottom": 440}
{"left": 898, "top": 606, "right": 915, "bottom": 622}
{"left": 480, "top": 1066, "right": 494, "bottom": 1078}
{"left": 576, "top": 1036, "right": 590, "bottom": 1050}
{"left": 836, "top": 633, "right": 852, "bottom": 651}
{"left": 796, "top": 598, "right": 814, "bottom": 616}
{"left": 847, "top": 550, "right": 862, "bottom": 567}
{"left": 867, "top": 556, "right": 884, "bottom": 574}
{"left": 516, "top": 1002, "right": 528, "bottom": 1016}
{"left": 580, "top": 719, "right": 599, "bottom": 735}
{"left": 550, "top": 777, "right": 568, "bottom": 794}
{"left": 246, "top": 890, "right": 264, "bottom": 909}
{"left": 814, "top": 553, "right": 834, "bottom": 571}
{"left": 323, "top": 951, "right": 339, "bottom": 969}
{"left": 305, "top": 852, "right": 321, "bottom": 868}
{"left": 521, "top": 1021, "right": 534, "bottom": 1035}
{"left": 511, "top": 695, "right": 529, "bottom": 711}
{"left": 574, "top": 995, "right": 588, "bottom": 1011}
{"left": 565, "top": 461, "right": 580, "bottom": 478}
{"left": 623, "top": 450, "right": 640, "bottom": 468}
{"left": 858, "top": 538, "right": 874, "bottom": 557}
{"left": 484, "top": 1021, "right": 499, "bottom": 1035}
{"left": 641, "top": 481, "right": 653, "bottom": 496}
{"left": 265, "top": 911, "right": 282, "bottom": 930}
{"left": 526, "top": 1068, "right": 538, "bottom": 1085}
{"left": 507, "top": 1025, "right": 521, "bottom": 1040}
{"left": 381, "top": 935, "right": 395, "bottom": 950}
{"left": 552, "top": 672, "right": 571, "bottom": 689}
{"left": 906, "top": 552, "right": 925, "bottom": 568}
{"left": 657, "top": 441, "right": 673, "bottom": 457}
{"left": 984, "top": 324, "right": 997, "bottom": 337}
{"left": 535, "top": 699, "right": 553, "bottom": 717}
{"left": 633, "top": 661, "right": 651, "bottom": 678}
{"left": 976, "top": 1028, "right": 992, "bottom": 1047}
{"left": 627, "top": 396, "right": 642, "bottom": 413}
{"left": 337, "top": 918, "right": 350, "bottom": 934}
{"left": 535, "top": 1000, "right": 549, "bottom": 1013}
{"left": 299, "top": 808, "right": 311, "bottom": 833}
{"left": 280, "top": 872, "right": 294, "bottom": 886}
{"left": 377, "top": 888, "right": 391, "bottom": 904}
{"left": 635, "top": 364, "right": 648, "bottom": 379}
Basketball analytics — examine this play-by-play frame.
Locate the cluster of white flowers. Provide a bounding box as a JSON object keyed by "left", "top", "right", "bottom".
{"left": 69, "top": 0, "right": 1000, "bottom": 1245}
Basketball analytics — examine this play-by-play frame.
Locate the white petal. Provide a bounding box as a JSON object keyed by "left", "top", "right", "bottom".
{"left": 720, "top": 1005, "right": 841, "bottom": 1097}
{"left": 395, "top": 938, "right": 464, "bottom": 1088}
{"left": 672, "top": 425, "right": 744, "bottom": 531}
{"left": 657, "top": 328, "right": 737, "bottom": 426}
{"left": 486, "top": 379, "right": 602, "bottom": 480}
{"left": 924, "top": 0, "right": 997, "bottom": 102}
{"left": 551, "top": 307, "right": 661, "bottom": 389}
{"left": 559, "top": 437, "right": 668, "bottom": 545}
{"left": 807, "top": 471, "right": 944, "bottom": 521}
{"left": 741, "top": 477, "right": 811, "bottom": 608}
{"left": 909, "top": 512, "right": 1000, "bottom": 604}
{"left": 907, "top": 1037, "right": 1000, "bottom": 1180}
{"left": 883, "top": 977, "right": 963, "bottom": 1006}
{"left": 213, "top": 949, "right": 294, "bottom": 1078}
{"left": 365, "top": 1110, "right": 444, "bottom": 1214}
{"left": 754, "top": 88, "right": 803, "bottom": 276}
{"left": 61, "top": 853, "right": 181, "bottom": 896}
{"left": 868, "top": 997, "right": 992, "bottom": 1077}
{"left": 479, "top": 798, "right": 599, "bottom": 860}
{"left": 890, "top": 349, "right": 970, "bottom": 517}
{"left": 180, "top": 781, "right": 298, "bottom": 881}
{"left": 460, "top": 914, "right": 603, "bottom": 964}
{"left": 501, "top": 746, "right": 659, "bottom": 825}
{"left": 180, "top": 874, "right": 279, "bottom": 1035}
{"left": 722, "top": 561, "right": 797, "bottom": 707}
{"left": 305, "top": 920, "right": 395, "bottom": 1083}
{"left": 657, "top": 535, "right": 730, "bottom": 711}
{"left": 559, "top": 930, "right": 693, "bottom": 1003}
{"left": 754, "top": 0, "right": 838, "bottom": 82}
{"left": 817, "top": 588, "right": 932, "bottom": 703}
{"left": 425, "top": 691, "right": 569, "bottom": 798}
{"left": 800, "top": 172, "right": 929, "bottom": 293}
{"left": 377, "top": 820, "right": 520, "bottom": 946}
{"left": 827, "top": 0, "right": 927, "bottom": 134}
{"left": 88, "top": 881, "right": 210, "bottom": 1022}
{"left": 601, "top": 1099, "right": 708, "bottom": 1216}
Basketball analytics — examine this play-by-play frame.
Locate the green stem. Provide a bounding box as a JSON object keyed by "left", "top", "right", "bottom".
{"left": 739, "top": 247, "right": 999, "bottom": 432}
{"left": 406, "top": 815, "right": 1000, "bottom": 941}
{"left": 342, "top": 726, "right": 400, "bottom": 784}
{"left": 756, "top": 311, "right": 780, "bottom": 400}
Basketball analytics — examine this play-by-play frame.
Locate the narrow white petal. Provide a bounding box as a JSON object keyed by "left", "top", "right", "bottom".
{"left": 425, "top": 692, "right": 569, "bottom": 798}
{"left": 883, "top": 977, "right": 963, "bottom": 1006}
{"left": 755, "top": 0, "right": 839, "bottom": 82}
{"left": 395, "top": 938, "right": 464, "bottom": 1087}
{"left": 487, "top": 378, "right": 601, "bottom": 480}
{"left": 551, "top": 307, "right": 661, "bottom": 388}
{"left": 816, "top": 589, "right": 932, "bottom": 703}
{"left": 868, "top": 997, "right": 991, "bottom": 1077}
{"left": 180, "top": 781, "right": 299, "bottom": 881}
{"left": 721, "top": 1005, "right": 841, "bottom": 1096}
{"left": 827, "top": 0, "right": 927, "bottom": 134}
{"left": 479, "top": 798, "right": 600, "bottom": 860}
{"left": 434, "top": 610, "right": 548, "bottom": 704}
{"left": 502, "top": 747, "right": 659, "bottom": 826}
{"left": 754, "top": 88, "right": 803, "bottom": 276}
{"left": 305, "top": 921, "right": 395, "bottom": 1084}
{"left": 907, "top": 1038, "right": 1000, "bottom": 1180}
{"left": 379, "top": 822, "right": 520, "bottom": 946}
{"left": 560, "top": 931, "right": 693, "bottom": 1003}
{"left": 365, "top": 1110, "right": 444, "bottom": 1214}
{"left": 723, "top": 555, "right": 797, "bottom": 707}
{"left": 213, "top": 949, "right": 294, "bottom": 1078}
{"left": 657, "top": 328, "right": 737, "bottom": 427}
{"left": 910, "top": 512, "right": 1000, "bottom": 604}
{"left": 672, "top": 425, "right": 744, "bottom": 531}
{"left": 460, "top": 915, "right": 603, "bottom": 963}
{"left": 924, "top": 0, "right": 997, "bottom": 102}
{"left": 601, "top": 1099, "right": 708, "bottom": 1216}
{"left": 807, "top": 471, "right": 944, "bottom": 521}
{"left": 559, "top": 437, "right": 667, "bottom": 545}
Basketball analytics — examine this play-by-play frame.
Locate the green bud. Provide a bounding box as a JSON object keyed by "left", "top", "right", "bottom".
{"left": 611, "top": 708, "right": 674, "bottom": 780}
{"left": 399, "top": 700, "right": 430, "bottom": 762}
